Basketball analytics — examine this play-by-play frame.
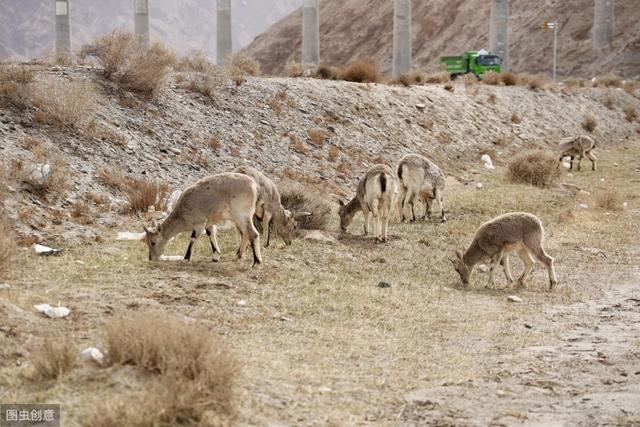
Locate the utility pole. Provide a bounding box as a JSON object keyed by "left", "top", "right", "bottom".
{"left": 593, "top": 0, "right": 614, "bottom": 49}
{"left": 54, "top": 0, "right": 71, "bottom": 58}
{"left": 542, "top": 21, "right": 558, "bottom": 81}
{"left": 302, "top": 0, "right": 320, "bottom": 66}
{"left": 134, "top": 0, "right": 150, "bottom": 51}
{"left": 392, "top": 0, "right": 412, "bottom": 78}
{"left": 489, "top": 0, "right": 509, "bottom": 71}
{"left": 217, "top": 0, "right": 232, "bottom": 68}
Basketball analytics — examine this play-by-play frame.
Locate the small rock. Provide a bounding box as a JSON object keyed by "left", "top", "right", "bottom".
{"left": 34, "top": 304, "right": 71, "bottom": 318}
{"left": 168, "top": 147, "right": 181, "bottom": 155}
{"left": 80, "top": 347, "right": 105, "bottom": 365}
{"left": 496, "top": 389, "right": 506, "bottom": 397}
{"left": 524, "top": 323, "right": 533, "bottom": 329}
{"left": 377, "top": 281, "right": 391, "bottom": 288}
{"left": 600, "top": 178, "right": 605, "bottom": 182}
{"left": 0, "top": 283, "right": 10, "bottom": 290}
{"left": 476, "top": 183, "right": 484, "bottom": 189}
{"left": 318, "top": 386, "right": 332, "bottom": 393}
{"left": 32, "top": 244, "right": 62, "bottom": 256}
{"left": 507, "top": 295, "right": 523, "bottom": 303}
{"left": 415, "top": 103, "right": 426, "bottom": 110}
{"left": 237, "top": 300, "right": 247, "bottom": 306}
{"left": 477, "top": 264, "right": 489, "bottom": 273}
{"left": 279, "top": 316, "right": 293, "bottom": 322}
{"left": 562, "top": 162, "right": 571, "bottom": 169}
{"left": 74, "top": 260, "right": 85, "bottom": 265}
{"left": 481, "top": 154, "right": 495, "bottom": 170}
{"left": 578, "top": 203, "right": 589, "bottom": 209}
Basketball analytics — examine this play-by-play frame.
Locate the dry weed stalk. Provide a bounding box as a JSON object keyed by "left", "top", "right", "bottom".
{"left": 31, "top": 336, "right": 77, "bottom": 380}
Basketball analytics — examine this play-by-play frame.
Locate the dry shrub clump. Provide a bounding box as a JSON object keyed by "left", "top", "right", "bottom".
{"left": 279, "top": 179, "right": 331, "bottom": 230}
{"left": 17, "top": 156, "right": 70, "bottom": 201}
{"left": 583, "top": 113, "right": 598, "bottom": 132}
{"left": 327, "top": 145, "right": 339, "bottom": 162}
{"left": 623, "top": 103, "right": 637, "bottom": 122}
{"left": 86, "top": 31, "right": 174, "bottom": 96}
{"left": 339, "top": 59, "right": 381, "bottom": 83}
{"left": 482, "top": 71, "right": 501, "bottom": 85}
{"left": 178, "top": 50, "right": 227, "bottom": 98}
{"left": 30, "top": 79, "right": 97, "bottom": 129}
{"left": 500, "top": 71, "right": 517, "bottom": 86}
{"left": 230, "top": 53, "right": 261, "bottom": 86}
{"left": 423, "top": 72, "right": 450, "bottom": 84}
{"left": 97, "top": 168, "right": 169, "bottom": 214}
{"left": 0, "top": 221, "right": 16, "bottom": 280}
{"left": 308, "top": 128, "right": 326, "bottom": 147}
{"left": 95, "top": 312, "right": 237, "bottom": 426}
{"left": 289, "top": 134, "right": 308, "bottom": 154}
{"left": 30, "top": 336, "right": 77, "bottom": 381}
{"left": 395, "top": 70, "right": 426, "bottom": 87}
{"left": 285, "top": 61, "right": 305, "bottom": 78}
{"left": 564, "top": 78, "right": 587, "bottom": 91}
{"left": 507, "top": 150, "right": 561, "bottom": 188}
{"left": 597, "top": 191, "right": 624, "bottom": 211}
{"left": 0, "top": 64, "right": 34, "bottom": 107}
{"left": 205, "top": 136, "right": 220, "bottom": 151}
{"left": 511, "top": 112, "right": 522, "bottom": 124}
{"left": 315, "top": 64, "right": 339, "bottom": 80}
{"left": 518, "top": 73, "right": 550, "bottom": 90}
{"left": 594, "top": 73, "right": 622, "bottom": 88}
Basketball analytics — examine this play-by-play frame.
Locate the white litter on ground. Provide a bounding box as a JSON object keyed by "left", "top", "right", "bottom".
{"left": 80, "top": 347, "right": 105, "bottom": 365}
{"left": 31, "top": 244, "right": 61, "bottom": 255}
{"left": 34, "top": 304, "right": 70, "bottom": 318}
{"left": 160, "top": 255, "right": 183, "bottom": 261}
{"left": 507, "top": 295, "right": 523, "bottom": 303}
{"left": 481, "top": 154, "right": 495, "bottom": 170}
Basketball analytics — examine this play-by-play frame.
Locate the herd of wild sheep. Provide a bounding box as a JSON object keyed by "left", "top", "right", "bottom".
{"left": 142, "top": 134, "right": 597, "bottom": 289}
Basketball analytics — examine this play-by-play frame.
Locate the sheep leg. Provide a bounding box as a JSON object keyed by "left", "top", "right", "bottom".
{"left": 362, "top": 203, "right": 370, "bottom": 236}
{"left": 184, "top": 230, "right": 198, "bottom": 261}
{"left": 486, "top": 251, "right": 503, "bottom": 288}
{"left": 516, "top": 248, "right": 535, "bottom": 287}
{"left": 586, "top": 150, "right": 597, "bottom": 171}
{"left": 205, "top": 226, "right": 221, "bottom": 262}
{"left": 262, "top": 211, "right": 273, "bottom": 248}
{"left": 529, "top": 245, "right": 557, "bottom": 290}
{"left": 569, "top": 156, "right": 574, "bottom": 170}
{"left": 501, "top": 254, "right": 514, "bottom": 285}
{"left": 424, "top": 196, "right": 433, "bottom": 222}
{"left": 381, "top": 202, "right": 390, "bottom": 242}
{"left": 236, "top": 225, "right": 248, "bottom": 260}
{"left": 403, "top": 188, "right": 415, "bottom": 222}
{"left": 576, "top": 154, "right": 583, "bottom": 171}
{"left": 397, "top": 185, "right": 407, "bottom": 222}
{"left": 436, "top": 188, "right": 447, "bottom": 222}
{"left": 370, "top": 199, "right": 380, "bottom": 241}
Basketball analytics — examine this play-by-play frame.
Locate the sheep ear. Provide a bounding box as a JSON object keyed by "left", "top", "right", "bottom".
{"left": 338, "top": 200, "right": 345, "bottom": 207}
{"left": 152, "top": 219, "right": 158, "bottom": 228}
{"left": 455, "top": 250, "right": 463, "bottom": 260}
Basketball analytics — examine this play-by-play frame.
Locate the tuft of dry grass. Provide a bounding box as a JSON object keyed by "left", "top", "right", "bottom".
{"left": 289, "top": 134, "right": 308, "bottom": 154}
{"left": 583, "top": 113, "right": 598, "bottom": 132}
{"left": 603, "top": 93, "right": 616, "bottom": 110}
{"left": 395, "top": 70, "right": 426, "bottom": 87}
{"left": 205, "top": 136, "right": 220, "bottom": 151}
{"left": 511, "top": 112, "right": 522, "bottom": 124}
{"left": 564, "top": 78, "right": 587, "bottom": 91}
{"left": 97, "top": 312, "right": 237, "bottom": 425}
{"left": 30, "top": 336, "right": 77, "bottom": 381}
{"left": 87, "top": 32, "right": 174, "bottom": 96}
{"left": 623, "top": 103, "right": 637, "bottom": 122}
{"left": 70, "top": 200, "right": 93, "bottom": 224}
{"left": 315, "top": 64, "right": 339, "bottom": 80}
{"left": 423, "top": 71, "right": 450, "bottom": 84}
{"left": 278, "top": 179, "right": 332, "bottom": 230}
{"left": 97, "top": 168, "right": 169, "bottom": 214}
{"left": 0, "top": 220, "right": 15, "bottom": 279}
{"left": 285, "top": 61, "right": 305, "bottom": 78}
{"left": 518, "top": 73, "right": 550, "bottom": 90}
{"left": 18, "top": 156, "right": 70, "bottom": 201}
{"left": 0, "top": 64, "right": 35, "bottom": 108}
{"left": 594, "top": 73, "right": 622, "bottom": 88}
{"left": 178, "top": 51, "right": 227, "bottom": 98}
{"left": 444, "top": 83, "right": 454, "bottom": 92}
{"left": 30, "top": 78, "right": 97, "bottom": 129}
{"left": 339, "top": 59, "right": 381, "bottom": 83}
{"left": 230, "top": 54, "right": 260, "bottom": 86}
{"left": 597, "top": 191, "right": 624, "bottom": 211}
{"left": 500, "top": 71, "right": 517, "bottom": 86}
{"left": 507, "top": 150, "right": 561, "bottom": 188}
{"left": 269, "top": 97, "right": 284, "bottom": 115}
{"left": 482, "top": 71, "right": 501, "bottom": 85}
{"left": 308, "top": 128, "right": 326, "bottom": 147}
{"left": 327, "top": 145, "right": 339, "bottom": 162}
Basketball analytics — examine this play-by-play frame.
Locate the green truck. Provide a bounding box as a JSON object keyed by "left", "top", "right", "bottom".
{"left": 440, "top": 49, "right": 502, "bottom": 79}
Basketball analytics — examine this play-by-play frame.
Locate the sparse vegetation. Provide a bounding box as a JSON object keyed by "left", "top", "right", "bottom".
{"left": 30, "top": 337, "right": 77, "bottom": 381}
{"left": 597, "top": 190, "right": 624, "bottom": 211}
{"left": 623, "top": 103, "right": 637, "bottom": 122}
{"left": 511, "top": 112, "right": 522, "bottom": 124}
{"left": 339, "top": 59, "right": 381, "bottom": 83}
{"left": 289, "top": 134, "right": 308, "bottom": 154}
{"left": 0, "top": 220, "right": 15, "bottom": 279}
{"left": 230, "top": 53, "right": 261, "bottom": 86}
{"left": 308, "top": 128, "right": 326, "bottom": 147}
{"left": 205, "top": 136, "right": 221, "bottom": 151}
{"left": 563, "top": 78, "right": 587, "bottom": 91}
{"left": 500, "top": 71, "right": 517, "bottom": 86}
{"left": 423, "top": 72, "right": 450, "bottom": 84}
{"left": 0, "top": 64, "right": 34, "bottom": 108}
{"left": 603, "top": 94, "right": 616, "bottom": 110}
{"left": 482, "top": 71, "right": 501, "bottom": 85}
{"left": 518, "top": 73, "right": 550, "bottom": 90}
{"left": 594, "top": 73, "right": 622, "bottom": 88}
{"left": 278, "top": 179, "right": 332, "bottom": 230}
{"left": 395, "top": 70, "right": 426, "bottom": 87}
{"left": 583, "top": 113, "right": 598, "bottom": 132}
{"left": 285, "top": 61, "right": 305, "bottom": 78}
{"left": 178, "top": 51, "right": 227, "bottom": 98}
{"left": 327, "top": 145, "right": 339, "bottom": 162}
{"left": 507, "top": 150, "right": 561, "bottom": 188}
{"left": 315, "top": 64, "right": 338, "bottom": 80}
{"left": 31, "top": 79, "right": 98, "bottom": 129}
{"left": 70, "top": 200, "right": 93, "bottom": 224}
{"left": 97, "top": 168, "right": 169, "bottom": 214}
{"left": 16, "top": 156, "right": 70, "bottom": 201}
{"left": 444, "top": 83, "right": 454, "bottom": 92}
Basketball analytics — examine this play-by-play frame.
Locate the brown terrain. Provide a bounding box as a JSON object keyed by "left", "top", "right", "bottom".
{"left": 244, "top": 0, "right": 640, "bottom": 78}
{"left": 1, "top": 46, "right": 640, "bottom": 426}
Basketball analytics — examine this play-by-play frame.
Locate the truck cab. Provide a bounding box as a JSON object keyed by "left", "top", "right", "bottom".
{"left": 440, "top": 49, "right": 502, "bottom": 79}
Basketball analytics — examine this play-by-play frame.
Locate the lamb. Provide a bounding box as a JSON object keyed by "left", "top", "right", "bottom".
{"left": 558, "top": 135, "right": 597, "bottom": 171}
{"left": 396, "top": 154, "right": 447, "bottom": 222}
{"left": 451, "top": 212, "right": 557, "bottom": 289}
{"left": 338, "top": 164, "right": 396, "bottom": 242}
{"left": 142, "top": 172, "right": 262, "bottom": 266}
{"left": 233, "top": 165, "right": 309, "bottom": 247}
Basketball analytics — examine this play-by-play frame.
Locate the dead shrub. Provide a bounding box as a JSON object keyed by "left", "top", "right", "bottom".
{"left": 603, "top": 94, "right": 616, "bottom": 110}
{"left": 285, "top": 61, "right": 305, "bottom": 78}
{"left": 315, "top": 64, "right": 338, "bottom": 80}
{"left": 488, "top": 93, "right": 497, "bottom": 104}
{"left": 623, "top": 80, "right": 640, "bottom": 98}
{"left": 70, "top": 200, "right": 93, "bottom": 224}
{"left": 308, "top": 128, "right": 326, "bottom": 147}
{"left": 511, "top": 112, "right": 522, "bottom": 124}
{"left": 176, "top": 50, "right": 212, "bottom": 73}
{"left": 31, "top": 336, "right": 77, "bottom": 381}
{"left": 339, "top": 59, "right": 380, "bottom": 83}
{"left": 594, "top": 73, "right": 622, "bottom": 88}
{"left": 582, "top": 113, "right": 598, "bottom": 132}
{"left": 97, "top": 312, "right": 237, "bottom": 424}
{"left": 423, "top": 71, "right": 450, "bottom": 84}
{"left": 557, "top": 207, "right": 576, "bottom": 224}
{"left": 178, "top": 51, "right": 227, "bottom": 98}
{"left": 205, "top": 136, "right": 220, "bottom": 151}
{"left": 229, "top": 54, "right": 260, "bottom": 87}
{"left": 97, "top": 168, "right": 168, "bottom": 214}
{"left": 518, "top": 73, "right": 549, "bottom": 90}
{"left": 507, "top": 150, "right": 561, "bottom": 188}
{"left": 0, "top": 64, "right": 34, "bottom": 107}
{"left": 269, "top": 97, "right": 284, "bottom": 115}
{"left": 395, "top": 70, "right": 426, "bottom": 87}
{"left": 564, "top": 79, "right": 587, "bottom": 91}
{"left": 278, "top": 179, "right": 332, "bottom": 230}
{"left": 482, "top": 71, "right": 501, "bottom": 85}
{"left": 623, "top": 103, "right": 637, "bottom": 122}
{"left": 289, "top": 134, "right": 307, "bottom": 154}
{"left": 327, "top": 145, "right": 339, "bottom": 162}
{"left": 0, "top": 221, "right": 16, "bottom": 279}
{"left": 597, "top": 191, "right": 624, "bottom": 211}
{"left": 87, "top": 32, "right": 174, "bottom": 96}
{"left": 500, "top": 71, "right": 517, "bottom": 86}
{"left": 30, "top": 78, "right": 97, "bottom": 129}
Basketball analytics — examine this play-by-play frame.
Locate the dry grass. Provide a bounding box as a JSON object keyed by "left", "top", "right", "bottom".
{"left": 603, "top": 93, "right": 616, "bottom": 110}
{"left": 518, "top": 73, "right": 550, "bottom": 90}
{"left": 87, "top": 32, "right": 174, "bottom": 96}
{"left": 423, "top": 71, "right": 450, "bottom": 84}
{"left": 564, "top": 78, "right": 588, "bottom": 91}
{"left": 285, "top": 61, "right": 305, "bottom": 78}
{"left": 0, "top": 220, "right": 15, "bottom": 280}
{"left": 278, "top": 179, "right": 332, "bottom": 230}
{"left": 97, "top": 168, "right": 169, "bottom": 214}
{"left": 583, "top": 113, "right": 598, "bottom": 132}
{"left": 268, "top": 97, "right": 284, "bottom": 115}
{"left": 230, "top": 54, "right": 261, "bottom": 87}
{"left": 18, "top": 156, "right": 70, "bottom": 201}
{"left": 500, "top": 71, "right": 517, "bottom": 86}
{"left": 178, "top": 51, "right": 227, "bottom": 98}
{"left": 205, "top": 136, "right": 221, "bottom": 151}
{"left": 328, "top": 145, "right": 340, "bottom": 162}
{"left": 507, "top": 150, "right": 561, "bottom": 188}
{"left": 315, "top": 64, "right": 339, "bottom": 80}
{"left": 308, "top": 128, "right": 326, "bottom": 147}
{"left": 96, "top": 312, "right": 237, "bottom": 425}
{"left": 395, "top": 70, "right": 427, "bottom": 87}
{"left": 289, "top": 134, "right": 307, "bottom": 154}
{"left": 482, "top": 71, "right": 501, "bottom": 85}
{"left": 0, "top": 64, "right": 34, "bottom": 107}
{"left": 511, "top": 112, "right": 522, "bottom": 124}
{"left": 30, "top": 336, "right": 77, "bottom": 381}
{"left": 623, "top": 103, "right": 637, "bottom": 122}
{"left": 444, "top": 83, "right": 454, "bottom": 92}
{"left": 597, "top": 190, "right": 624, "bottom": 211}
{"left": 594, "top": 73, "right": 622, "bottom": 88}
{"left": 339, "top": 59, "right": 381, "bottom": 83}
{"left": 70, "top": 200, "right": 93, "bottom": 224}
{"left": 30, "top": 79, "right": 98, "bottom": 129}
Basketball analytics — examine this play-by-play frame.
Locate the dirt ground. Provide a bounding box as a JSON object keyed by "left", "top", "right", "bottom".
{"left": 1, "top": 142, "right": 639, "bottom": 426}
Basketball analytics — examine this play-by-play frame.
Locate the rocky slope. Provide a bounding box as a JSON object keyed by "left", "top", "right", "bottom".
{"left": 0, "top": 0, "right": 298, "bottom": 60}
{"left": 0, "top": 65, "right": 638, "bottom": 245}
{"left": 244, "top": 0, "right": 640, "bottom": 78}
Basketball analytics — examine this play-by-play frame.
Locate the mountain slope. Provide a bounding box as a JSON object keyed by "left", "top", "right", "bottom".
{"left": 244, "top": 0, "right": 640, "bottom": 78}
{"left": 0, "top": 0, "right": 298, "bottom": 60}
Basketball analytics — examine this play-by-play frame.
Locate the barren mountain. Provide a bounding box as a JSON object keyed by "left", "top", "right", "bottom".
{"left": 244, "top": 0, "right": 640, "bottom": 78}
{"left": 0, "top": 0, "right": 298, "bottom": 60}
